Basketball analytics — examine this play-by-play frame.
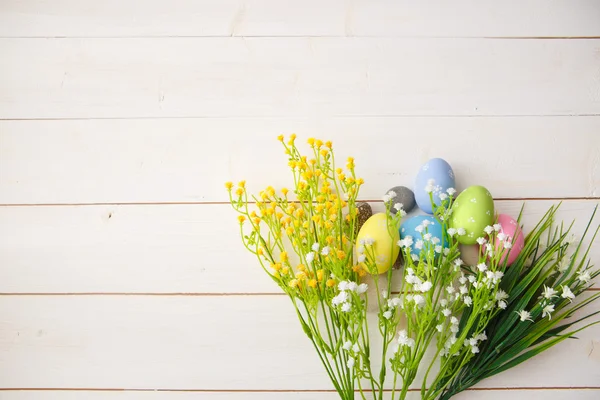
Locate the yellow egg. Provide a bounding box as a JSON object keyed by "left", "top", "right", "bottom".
{"left": 356, "top": 213, "right": 399, "bottom": 274}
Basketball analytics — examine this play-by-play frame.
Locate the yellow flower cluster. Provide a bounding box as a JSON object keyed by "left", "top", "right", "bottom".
{"left": 226, "top": 135, "right": 367, "bottom": 297}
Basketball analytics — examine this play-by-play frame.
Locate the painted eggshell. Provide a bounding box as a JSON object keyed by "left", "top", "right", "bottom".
{"left": 493, "top": 214, "right": 525, "bottom": 265}
{"left": 356, "top": 213, "right": 400, "bottom": 274}
{"left": 449, "top": 185, "right": 495, "bottom": 245}
{"left": 414, "top": 158, "right": 456, "bottom": 214}
{"left": 400, "top": 215, "right": 448, "bottom": 258}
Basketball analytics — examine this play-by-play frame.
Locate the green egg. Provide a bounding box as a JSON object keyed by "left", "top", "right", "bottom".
{"left": 449, "top": 185, "right": 495, "bottom": 245}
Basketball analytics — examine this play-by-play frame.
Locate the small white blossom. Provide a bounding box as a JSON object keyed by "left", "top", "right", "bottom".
{"left": 415, "top": 240, "right": 424, "bottom": 250}
{"left": 364, "top": 237, "right": 375, "bottom": 246}
{"left": 390, "top": 297, "right": 402, "bottom": 308}
{"left": 442, "top": 308, "right": 452, "bottom": 317}
{"left": 577, "top": 269, "right": 591, "bottom": 283}
{"left": 343, "top": 341, "right": 352, "bottom": 351}
{"left": 447, "top": 188, "right": 457, "bottom": 196}
{"left": 382, "top": 290, "right": 389, "bottom": 299}
{"left": 312, "top": 243, "right": 320, "bottom": 252}
{"left": 542, "top": 285, "right": 558, "bottom": 299}
{"left": 352, "top": 343, "right": 360, "bottom": 353}
{"left": 415, "top": 225, "right": 424, "bottom": 233}
{"left": 413, "top": 294, "right": 425, "bottom": 306}
{"left": 341, "top": 302, "right": 351, "bottom": 312}
{"left": 496, "top": 290, "right": 509, "bottom": 301}
{"left": 403, "top": 236, "right": 414, "bottom": 248}
{"left": 394, "top": 203, "right": 403, "bottom": 211}
{"left": 457, "top": 228, "right": 466, "bottom": 236}
{"left": 382, "top": 194, "right": 391, "bottom": 203}
{"left": 388, "top": 191, "right": 397, "bottom": 199}
{"left": 356, "top": 283, "right": 368, "bottom": 294}
{"left": 463, "top": 296, "right": 473, "bottom": 307}
{"left": 423, "top": 233, "right": 432, "bottom": 242}
{"left": 306, "top": 252, "right": 315, "bottom": 264}
{"left": 321, "top": 246, "right": 330, "bottom": 256}
{"left": 347, "top": 357, "right": 355, "bottom": 368}
{"left": 406, "top": 268, "right": 414, "bottom": 276}
{"left": 420, "top": 281, "right": 433, "bottom": 292}
{"left": 471, "top": 345, "right": 480, "bottom": 354}
{"left": 358, "top": 254, "right": 366, "bottom": 263}
{"left": 454, "top": 259, "right": 464, "bottom": 267}
{"left": 477, "top": 263, "right": 488, "bottom": 272}
{"left": 516, "top": 310, "right": 533, "bottom": 322}
{"left": 468, "top": 275, "right": 476, "bottom": 283}
{"left": 498, "top": 300, "right": 507, "bottom": 309}
{"left": 347, "top": 282, "right": 358, "bottom": 292}
{"left": 435, "top": 245, "right": 443, "bottom": 254}
{"left": 411, "top": 254, "right": 419, "bottom": 261}
{"left": 383, "top": 310, "right": 393, "bottom": 319}
{"left": 484, "top": 225, "right": 494, "bottom": 235}
{"left": 332, "top": 291, "right": 349, "bottom": 306}
{"left": 497, "top": 232, "right": 507, "bottom": 241}
{"left": 476, "top": 237, "right": 487, "bottom": 245}
{"left": 542, "top": 304, "right": 555, "bottom": 320}
{"left": 357, "top": 245, "right": 365, "bottom": 254}
{"left": 425, "top": 184, "right": 433, "bottom": 193}
{"left": 493, "top": 224, "right": 501, "bottom": 232}
{"left": 460, "top": 285, "right": 468, "bottom": 295}
{"left": 450, "top": 316, "right": 459, "bottom": 325}
{"left": 443, "top": 248, "right": 450, "bottom": 256}
{"left": 440, "top": 299, "right": 448, "bottom": 307}
{"left": 450, "top": 324, "right": 459, "bottom": 333}
{"left": 338, "top": 281, "right": 349, "bottom": 291}
{"left": 447, "top": 228, "right": 457, "bottom": 237}
{"left": 476, "top": 332, "right": 487, "bottom": 341}
{"left": 503, "top": 241, "right": 512, "bottom": 249}
{"left": 561, "top": 285, "right": 575, "bottom": 302}
{"left": 446, "top": 286, "right": 455, "bottom": 294}
{"left": 439, "top": 193, "right": 448, "bottom": 201}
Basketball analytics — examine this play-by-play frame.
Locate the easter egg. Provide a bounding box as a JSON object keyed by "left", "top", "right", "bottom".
{"left": 493, "top": 214, "right": 525, "bottom": 265}
{"left": 449, "top": 185, "right": 495, "bottom": 245}
{"left": 356, "top": 213, "right": 400, "bottom": 274}
{"left": 386, "top": 186, "right": 416, "bottom": 214}
{"left": 414, "top": 158, "right": 456, "bottom": 214}
{"left": 400, "top": 215, "right": 447, "bottom": 258}
{"left": 355, "top": 202, "right": 373, "bottom": 232}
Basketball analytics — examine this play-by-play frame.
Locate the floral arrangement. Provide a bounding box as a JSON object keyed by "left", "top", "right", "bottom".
{"left": 226, "top": 135, "right": 599, "bottom": 400}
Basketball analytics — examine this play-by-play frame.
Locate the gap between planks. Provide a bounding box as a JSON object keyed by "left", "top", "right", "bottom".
{"left": 0, "top": 387, "right": 598, "bottom": 392}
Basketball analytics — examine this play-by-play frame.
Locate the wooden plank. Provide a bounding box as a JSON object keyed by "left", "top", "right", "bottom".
{"left": 0, "top": 389, "right": 599, "bottom": 400}
{"left": 1, "top": 0, "right": 599, "bottom": 38}
{"left": 1, "top": 118, "right": 598, "bottom": 204}
{"left": 1, "top": 38, "right": 599, "bottom": 119}
{"left": 0, "top": 296, "right": 598, "bottom": 390}
{"left": 0, "top": 200, "right": 598, "bottom": 294}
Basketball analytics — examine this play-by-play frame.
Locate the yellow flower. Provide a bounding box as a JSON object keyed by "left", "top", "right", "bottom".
{"left": 329, "top": 214, "right": 337, "bottom": 222}
{"left": 225, "top": 182, "right": 234, "bottom": 190}
{"left": 356, "top": 178, "right": 364, "bottom": 185}
{"left": 314, "top": 169, "right": 322, "bottom": 177}
{"left": 281, "top": 188, "right": 289, "bottom": 196}
{"left": 238, "top": 215, "right": 246, "bottom": 224}
{"left": 286, "top": 226, "right": 294, "bottom": 235}
{"left": 296, "top": 271, "right": 307, "bottom": 280}
{"left": 282, "top": 267, "right": 290, "bottom": 275}
{"left": 315, "top": 139, "right": 323, "bottom": 147}
{"left": 297, "top": 264, "right": 306, "bottom": 272}
{"left": 276, "top": 212, "right": 283, "bottom": 220}
{"left": 352, "top": 265, "right": 361, "bottom": 273}
{"left": 302, "top": 221, "right": 310, "bottom": 229}
{"left": 303, "top": 170, "right": 314, "bottom": 179}
{"left": 277, "top": 134, "right": 284, "bottom": 142}
{"left": 346, "top": 176, "right": 355, "bottom": 184}
{"left": 289, "top": 279, "right": 299, "bottom": 288}
{"left": 316, "top": 269, "right": 324, "bottom": 281}
{"left": 326, "top": 236, "right": 335, "bottom": 244}
{"left": 298, "top": 181, "right": 307, "bottom": 191}
{"left": 280, "top": 252, "right": 288, "bottom": 262}
{"left": 288, "top": 134, "right": 297, "bottom": 144}
{"left": 289, "top": 160, "right": 297, "bottom": 169}
{"left": 338, "top": 173, "right": 346, "bottom": 181}
{"left": 320, "top": 149, "right": 329, "bottom": 157}
{"left": 271, "top": 263, "right": 282, "bottom": 271}
{"left": 312, "top": 215, "right": 321, "bottom": 223}
{"left": 253, "top": 217, "right": 261, "bottom": 225}
{"left": 325, "top": 141, "right": 332, "bottom": 149}
{"left": 296, "top": 209, "right": 305, "bottom": 218}
{"left": 308, "top": 279, "right": 317, "bottom": 288}
{"left": 358, "top": 270, "right": 367, "bottom": 277}
{"left": 235, "top": 187, "right": 244, "bottom": 196}
{"left": 257, "top": 247, "right": 264, "bottom": 256}
{"left": 309, "top": 158, "right": 317, "bottom": 165}
{"left": 307, "top": 138, "right": 315, "bottom": 146}
{"left": 326, "top": 279, "right": 336, "bottom": 287}
{"left": 336, "top": 250, "right": 346, "bottom": 260}
{"left": 238, "top": 180, "right": 246, "bottom": 188}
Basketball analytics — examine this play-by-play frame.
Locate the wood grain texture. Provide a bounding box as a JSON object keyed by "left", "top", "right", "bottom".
{"left": 0, "top": 200, "right": 598, "bottom": 294}
{"left": 1, "top": 38, "right": 600, "bottom": 119}
{"left": 1, "top": 0, "right": 600, "bottom": 38}
{"left": 1, "top": 118, "right": 599, "bottom": 204}
{"left": 0, "top": 296, "right": 598, "bottom": 390}
{"left": 1, "top": 389, "right": 599, "bottom": 400}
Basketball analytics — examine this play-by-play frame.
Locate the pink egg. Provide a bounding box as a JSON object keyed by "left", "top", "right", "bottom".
{"left": 494, "top": 214, "right": 525, "bottom": 265}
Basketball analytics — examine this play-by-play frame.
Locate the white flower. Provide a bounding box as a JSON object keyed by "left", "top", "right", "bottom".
{"left": 447, "top": 228, "right": 457, "bottom": 237}
{"left": 306, "top": 252, "right": 315, "bottom": 264}
{"left": 442, "top": 308, "right": 452, "bottom": 317}
{"left": 493, "top": 271, "right": 504, "bottom": 281}
{"left": 332, "top": 291, "right": 349, "bottom": 305}
{"left": 472, "top": 281, "right": 480, "bottom": 289}
{"left": 432, "top": 237, "right": 440, "bottom": 245}
{"left": 394, "top": 203, "right": 404, "bottom": 211}
{"left": 352, "top": 343, "right": 360, "bottom": 353}
{"left": 415, "top": 225, "right": 424, "bottom": 233}
{"left": 358, "top": 254, "right": 366, "bottom": 263}
{"left": 311, "top": 243, "right": 320, "bottom": 252}
{"left": 423, "top": 233, "right": 432, "bottom": 242}
{"left": 356, "top": 283, "right": 368, "bottom": 294}
{"left": 388, "top": 191, "right": 397, "bottom": 199}
{"left": 439, "top": 193, "right": 448, "bottom": 201}
{"left": 542, "top": 285, "right": 558, "bottom": 299}
{"left": 347, "top": 282, "right": 358, "bottom": 292}
{"left": 390, "top": 297, "right": 402, "bottom": 308}
{"left": 357, "top": 245, "right": 365, "bottom": 254}
{"left": 457, "top": 228, "right": 466, "bottom": 236}
{"left": 364, "top": 237, "right": 375, "bottom": 246}
{"left": 497, "top": 233, "right": 507, "bottom": 241}
{"left": 447, "top": 188, "right": 457, "bottom": 196}
{"left": 402, "top": 236, "right": 414, "bottom": 248}
{"left": 415, "top": 240, "right": 424, "bottom": 250}
{"left": 493, "top": 224, "right": 501, "bottom": 232}
{"left": 338, "top": 281, "right": 349, "bottom": 291}
{"left": 471, "top": 345, "right": 479, "bottom": 354}
{"left": 422, "top": 219, "right": 432, "bottom": 227}
{"left": 561, "top": 285, "right": 575, "bottom": 302}
{"left": 484, "top": 225, "right": 494, "bottom": 235}
{"left": 496, "top": 290, "right": 509, "bottom": 301}
{"left": 341, "top": 302, "right": 351, "bottom": 312}
{"left": 459, "top": 285, "right": 468, "bottom": 295}
{"left": 382, "top": 290, "right": 389, "bottom": 299}
{"left": 321, "top": 246, "right": 330, "bottom": 256}
{"left": 469, "top": 338, "right": 478, "bottom": 346}
{"left": 516, "top": 309, "right": 533, "bottom": 322}
{"left": 420, "top": 281, "right": 433, "bottom": 292}
{"left": 435, "top": 245, "right": 443, "bottom": 254}
{"left": 343, "top": 340, "right": 352, "bottom": 351}
{"left": 440, "top": 299, "right": 448, "bottom": 307}
{"left": 468, "top": 275, "right": 476, "bottom": 283}
{"left": 413, "top": 294, "right": 425, "bottom": 306}
{"left": 450, "top": 316, "right": 459, "bottom": 325}
{"left": 477, "top": 263, "right": 488, "bottom": 272}
{"left": 497, "top": 300, "right": 507, "bottom": 309}
{"left": 446, "top": 286, "right": 455, "bottom": 294}
{"left": 443, "top": 248, "right": 450, "bottom": 256}
{"left": 463, "top": 296, "right": 473, "bottom": 307}
{"left": 347, "top": 357, "right": 355, "bottom": 368}
{"left": 542, "top": 304, "right": 555, "bottom": 320}
{"left": 450, "top": 324, "right": 459, "bottom": 333}
{"left": 577, "top": 269, "right": 591, "bottom": 283}
{"left": 383, "top": 310, "right": 393, "bottom": 319}
{"left": 411, "top": 254, "right": 419, "bottom": 261}
{"left": 382, "top": 194, "right": 391, "bottom": 203}
{"left": 476, "top": 237, "right": 487, "bottom": 245}
{"left": 406, "top": 268, "right": 414, "bottom": 276}
{"left": 425, "top": 184, "right": 433, "bottom": 193}
{"left": 398, "top": 330, "right": 416, "bottom": 348}
{"left": 503, "top": 241, "right": 512, "bottom": 249}
{"left": 476, "top": 332, "right": 487, "bottom": 341}
{"left": 454, "top": 259, "right": 464, "bottom": 267}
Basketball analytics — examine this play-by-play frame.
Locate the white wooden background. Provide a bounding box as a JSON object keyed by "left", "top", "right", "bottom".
{"left": 0, "top": 1, "right": 599, "bottom": 399}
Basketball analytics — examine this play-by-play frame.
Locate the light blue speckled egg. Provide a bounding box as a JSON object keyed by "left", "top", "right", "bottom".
{"left": 399, "top": 215, "right": 448, "bottom": 258}
{"left": 414, "top": 158, "right": 455, "bottom": 214}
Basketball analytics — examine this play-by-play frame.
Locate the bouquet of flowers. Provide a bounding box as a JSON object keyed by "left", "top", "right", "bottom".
{"left": 226, "top": 135, "right": 599, "bottom": 400}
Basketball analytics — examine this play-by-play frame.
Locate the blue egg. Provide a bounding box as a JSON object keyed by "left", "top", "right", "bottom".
{"left": 414, "top": 158, "right": 455, "bottom": 214}
{"left": 399, "top": 215, "right": 448, "bottom": 258}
